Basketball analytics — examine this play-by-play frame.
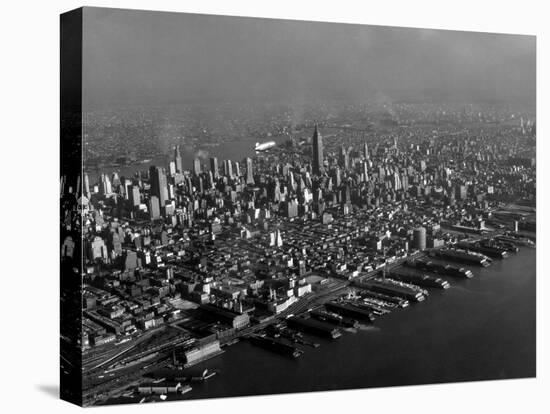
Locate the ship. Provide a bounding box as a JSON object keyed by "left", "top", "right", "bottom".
{"left": 180, "top": 385, "right": 192, "bottom": 395}
{"left": 286, "top": 316, "right": 343, "bottom": 339}
{"left": 456, "top": 241, "right": 509, "bottom": 259}
{"left": 480, "top": 238, "right": 519, "bottom": 253}
{"left": 488, "top": 239, "right": 519, "bottom": 253}
{"left": 361, "top": 296, "right": 398, "bottom": 311}
{"left": 405, "top": 258, "right": 473, "bottom": 278}
{"left": 187, "top": 368, "right": 218, "bottom": 382}
{"left": 498, "top": 233, "right": 535, "bottom": 247}
{"left": 248, "top": 334, "right": 303, "bottom": 358}
{"left": 354, "top": 279, "right": 427, "bottom": 302}
{"left": 430, "top": 248, "right": 492, "bottom": 267}
{"left": 360, "top": 290, "right": 410, "bottom": 308}
{"left": 276, "top": 328, "right": 321, "bottom": 348}
{"left": 376, "top": 278, "right": 429, "bottom": 296}
{"left": 352, "top": 300, "right": 392, "bottom": 315}
{"left": 325, "top": 301, "right": 377, "bottom": 322}
{"left": 390, "top": 269, "right": 450, "bottom": 289}
{"left": 254, "top": 141, "right": 277, "bottom": 152}
{"left": 174, "top": 368, "right": 218, "bottom": 383}
{"left": 310, "top": 308, "right": 359, "bottom": 328}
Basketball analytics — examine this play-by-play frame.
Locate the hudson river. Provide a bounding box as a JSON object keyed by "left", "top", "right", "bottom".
{"left": 183, "top": 247, "right": 536, "bottom": 399}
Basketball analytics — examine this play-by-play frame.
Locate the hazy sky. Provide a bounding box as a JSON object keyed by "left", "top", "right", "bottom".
{"left": 82, "top": 7, "right": 535, "bottom": 108}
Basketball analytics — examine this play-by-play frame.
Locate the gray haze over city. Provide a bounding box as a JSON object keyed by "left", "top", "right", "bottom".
{"left": 82, "top": 7, "right": 535, "bottom": 109}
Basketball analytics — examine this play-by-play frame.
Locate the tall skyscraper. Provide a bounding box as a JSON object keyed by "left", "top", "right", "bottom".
{"left": 83, "top": 173, "right": 91, "bottom": 198}
{"left": 169, "top": 161, "right": 176, "bottom": 176}
{"left": 273, "top": 180, "right": 281, "bottom": 202}
{"left": 210, "top": 157, "right": 219, "bottom": 178}
{"left": 339, "top": 145, "right": 349, "bottom": 170}
{"left": 149, "top": 166, "right": 167, "bottom": 207}
{"left": 129, "top": 185, "right": 140, "bottom": 207}
{"left": 193, "top": 158, "right": 201, "bottom": 176}
{"left": 174, "top": 145, "right": 183, "bottom": 173}
{"left": 288, "top": 172, "right": 295, "bottom": 191}
{"left": 341, "top": 185, "right": 351, "bottom": 205}
{"left": 121, "top": 179, "right": 130, "bottom": 198}
{"left": 207, "top": 171, "right": 214, "bottom": 188}
{"left": 100, "top": 173, "right": 112, "bottom": 196}
{"left": 393, "top": 172, "right": 402, "bottom": 190}
{"left": 149, "top": 196, "right": 161, "bottom": 220}
{"left": 285, "top": 199, "right": 298, "bottom": 218}
{"left": 413, "top": 227, "right": 427, "bottom": 251}
{"left": 312, "top": 124, "right": 324, "bottom": 175}
{"left": 456, "top": 184, "right": 468, "bottom": 200}
{"left": 275, "top": 229, "right": 283, "bottom": 247}
{"left": 245, "top": 157, "right": 255, "bottom": 185}
{"left": 332, "top": 168, "right": 341, "bottom": 187}
{"left": 224, "top": 159, "right": 233, "bottom": 178}
{"left": 111, "top": 172, "right": 121, "bottom": 187}
{"left": 364, "top": 142, "right": 369, "bottom": 159}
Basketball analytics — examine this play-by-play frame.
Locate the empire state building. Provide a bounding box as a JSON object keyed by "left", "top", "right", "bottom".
{"left": 312, "top": 124, "right": 324, "bottom": 175}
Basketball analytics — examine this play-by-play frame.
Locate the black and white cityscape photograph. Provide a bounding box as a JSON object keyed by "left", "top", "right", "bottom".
{"left": 59, "top": 5, "right": 536, "bottom": 407}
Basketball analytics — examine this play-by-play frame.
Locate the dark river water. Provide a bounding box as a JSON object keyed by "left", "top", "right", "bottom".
{"left": 179, "top": 247, "right": 535, "bottom": 400}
